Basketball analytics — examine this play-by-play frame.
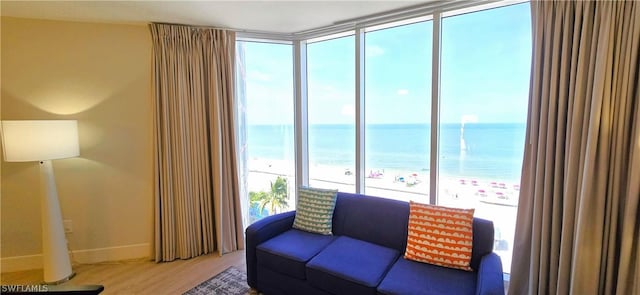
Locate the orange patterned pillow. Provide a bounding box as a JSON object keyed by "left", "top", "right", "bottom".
{"left": 405, "top": 201, "right": 475, "bottom": 271}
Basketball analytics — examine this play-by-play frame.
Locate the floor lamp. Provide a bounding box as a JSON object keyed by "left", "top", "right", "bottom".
{"left": 1, "top": 120, "right": 79, "bottom": 284}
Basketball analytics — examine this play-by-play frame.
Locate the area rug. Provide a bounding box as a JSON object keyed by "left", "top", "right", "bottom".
{"left": 184, "top": 266, "right": 252, "bottom": 295}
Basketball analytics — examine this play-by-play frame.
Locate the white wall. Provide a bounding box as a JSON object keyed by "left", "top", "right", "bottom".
{"left": 1, "top": 17, "right": 154, "bottom": 272}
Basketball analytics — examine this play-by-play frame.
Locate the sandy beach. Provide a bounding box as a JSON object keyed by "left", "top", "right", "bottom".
{"left": 246, "top": 158, "right": 517, "bottom": 272}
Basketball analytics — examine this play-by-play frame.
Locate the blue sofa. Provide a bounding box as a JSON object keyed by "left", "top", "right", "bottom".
{"left": 246, "top": 192, "right": 505, "bottom": 295}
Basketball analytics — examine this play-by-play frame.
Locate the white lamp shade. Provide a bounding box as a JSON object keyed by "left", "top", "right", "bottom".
{"left": 1, "top": 120, "right": 80, "bottom": 162}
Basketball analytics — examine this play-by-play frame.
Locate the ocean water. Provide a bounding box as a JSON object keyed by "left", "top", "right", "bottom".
{"left": 246, "top": 123, "right": 526, "bottom": 182}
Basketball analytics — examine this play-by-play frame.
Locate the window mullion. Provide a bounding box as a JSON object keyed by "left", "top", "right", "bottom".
{"left": 294, "top": 40, "right": 309, "bottom": 189}
{"left": 429, "top": 11, "right": 442, "bottom": 205}
{"left": 355, "top": 28, "right": 366, "bottom": 194}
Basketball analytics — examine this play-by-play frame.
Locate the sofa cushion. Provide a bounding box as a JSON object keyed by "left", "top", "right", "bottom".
{"left": 332, "top": 192, "right": 410, "bottom": 251}
{"left": 293, "top": 187, "right": 338, "bottom": 235}
{"left": 378, "top": 257, "right": 478, "bottom": 295}
{"left": 307, "top": 236, "right": 399, "bottom": 295}
{"left": 257, "top": 229, "right": 336, "bottom": 280}
{"left": 405, "top": 201, "right": 475, "bottom": 271}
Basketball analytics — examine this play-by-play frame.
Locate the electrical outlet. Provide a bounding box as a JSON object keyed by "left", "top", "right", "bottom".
{"left": 63, "top": 220, "right": 73, "bottom": 233}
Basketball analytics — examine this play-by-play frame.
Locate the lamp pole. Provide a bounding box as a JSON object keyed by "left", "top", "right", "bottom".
{"left": 40, "top": 160, "right": 75, "bottom": 283}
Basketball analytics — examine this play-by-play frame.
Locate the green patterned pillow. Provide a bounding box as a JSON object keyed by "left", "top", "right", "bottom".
{"left": 292, "top": 187, "right": 338, "bottom": 235}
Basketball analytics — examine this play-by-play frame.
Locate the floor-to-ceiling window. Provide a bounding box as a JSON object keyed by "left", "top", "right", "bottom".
{"left": 307, "top": 35, "right": 356, "bottom": 192}
{"left": 236, "top": 2, "right": 531, "bottom": 273}
{"left": 364, "top": 20, "right": 432, "bottom": 201}
{"left": 438, "top": 3, "right": 531, "bottom": 273}
{"left": 236, "top": 41, "right": 295, "bottom": 223}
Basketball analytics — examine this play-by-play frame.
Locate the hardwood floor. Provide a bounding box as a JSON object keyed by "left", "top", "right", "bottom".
{"left": 0, "top": 250, "right": 246, "bottom": 294}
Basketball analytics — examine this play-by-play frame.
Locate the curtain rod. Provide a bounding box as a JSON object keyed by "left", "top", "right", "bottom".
{"left": 150, "top": 21, "right": 292, "bottom": 39}
{"left": 150, "top": 21, "right": 234, "bottom": 31}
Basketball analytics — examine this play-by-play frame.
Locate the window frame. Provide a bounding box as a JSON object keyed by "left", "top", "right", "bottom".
{"left": 235, "top": 1, "right": 531, "bottom": 276}
{"left": 236, "top": 0, "right": 529, "bottom": 205}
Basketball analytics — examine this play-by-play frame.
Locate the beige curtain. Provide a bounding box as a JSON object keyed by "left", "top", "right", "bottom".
{"left": 150, "top": 23, "right": 244, "bottom": 262}
{"left": 509, "top": 1, "right": 639, "bottom": 294}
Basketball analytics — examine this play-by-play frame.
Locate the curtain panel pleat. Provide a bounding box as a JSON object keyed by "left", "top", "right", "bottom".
{"left": 509, "top": 1, "right": 639, "bottom": 294}
{"left": 150, "top": 23, "right": 244, "bottom": 262}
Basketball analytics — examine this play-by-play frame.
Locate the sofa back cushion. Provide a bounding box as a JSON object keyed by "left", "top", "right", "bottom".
{"left": 331, "top": 192, "right": 495, "bottom": 271}
{"left": 332, "top": 192, "right": 410, "bottom": 252}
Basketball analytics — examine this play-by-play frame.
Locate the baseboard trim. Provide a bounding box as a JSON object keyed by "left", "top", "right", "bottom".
{"left": 70, "top": 243, "right": 151, "bottom": 264}
{"left": 0, "top": 254, "right": 43, "bottom": 273}
{"left": 1, "top": 243, "right": 151, "bottom": 273}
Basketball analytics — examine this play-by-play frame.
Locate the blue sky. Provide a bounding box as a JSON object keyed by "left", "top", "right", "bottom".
{"left": 239, "top": 3, "right": 531, "bottom": 125}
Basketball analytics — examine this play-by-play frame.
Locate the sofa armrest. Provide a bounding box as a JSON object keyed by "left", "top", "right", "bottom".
{"left": 475, "top": 252, "right": 505, "bottom": 295}
{"left": 245, "top": 211, "right": 296, "bottom": 288}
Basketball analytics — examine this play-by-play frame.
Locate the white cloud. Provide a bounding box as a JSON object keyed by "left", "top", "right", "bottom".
{"left": 397, "top": 89, "right": 409, "bottom": 95}
{"left": 366, "top": 45, "right": 385, "bottom": 58}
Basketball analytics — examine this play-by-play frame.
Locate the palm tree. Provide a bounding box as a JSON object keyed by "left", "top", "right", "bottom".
{"left": 249, "top": 191, "right": 269, "bottom": 222}
{"left": 250, "top": 176, "right": 289, "bottom": 216}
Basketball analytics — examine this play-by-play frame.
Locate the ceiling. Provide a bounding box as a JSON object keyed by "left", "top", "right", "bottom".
{"left": 0, "top": 1, "right": 429, "bottom": 34}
